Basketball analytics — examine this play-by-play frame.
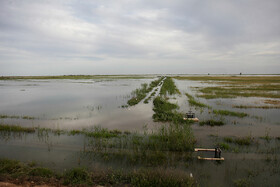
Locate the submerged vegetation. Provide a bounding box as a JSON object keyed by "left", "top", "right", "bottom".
{"left": 144, "top": 91, "right": 157, "bottom": 104}
{"left": 152, "top": 77, "right": 193, "bottom": 124}
{"left": 199, "top": 120, "right": 225, "bottom": 126}
{"left": 0, "top": 124, "right": 35, "bottom": 133}
{"left": 222, "top": 136, "right": 255, "bottom": 146}
{"left": 127, "top": 77, "right": 164, "bottom": 106}
{"left": 160, "top": 77, "right": 180, "bottom": 96}
{"left": 185, "top": 93, "right": 210, "bottom": 108}
{"left": 213, "top": 109, "right": 248, "bottom": 118}
{"left": 152, "top": 96, "right": 180, "bottom": 122}
{"left": 0, "top": 115, "right": 36, "bottom": 120}
{"left": 198, "top": 86, "right": 280, "bottom": 99}
{"left": 0, "top": 122, "right": 196, "bottom": 166}
{"left": 127, "top": 83, "right": 149, "bottom": 106}
{"left": 174, "top": 76, "right": 280, "bottom": 99}
{"left": 233, "top": 105, "right": 280, "bottom": 109}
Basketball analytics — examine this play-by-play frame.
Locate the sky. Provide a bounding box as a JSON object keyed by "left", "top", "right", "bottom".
{"left": 0, "top": 0, "right": 279, "bottom": 75}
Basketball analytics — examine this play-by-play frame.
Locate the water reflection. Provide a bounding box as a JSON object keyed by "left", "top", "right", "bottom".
{"left": 0, "top": 78, "right": 156, "bottom": 130}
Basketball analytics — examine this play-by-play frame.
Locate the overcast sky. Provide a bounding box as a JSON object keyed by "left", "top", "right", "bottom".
{"left": 0, "top": 0, "right": 279, "bottom": 75}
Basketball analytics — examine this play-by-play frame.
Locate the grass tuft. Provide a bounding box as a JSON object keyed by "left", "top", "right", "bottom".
{"left": 213, "top": 109, "right": 248, "bottom": 118}
{"left": 0, "top": 159, "right": 24, "bottom": 175}
{"left": 199, "top": 120, "right": 224, "bottom": 126}
{"left": 233, "top": 178, "right": 251, "bottom": 187}
{"left": 152, "top": 97, "right": 188, "bottom": 124}
{"left": 63, "top": 168, "right": 92, "bottom": 185}
{"left": 0, "top": 115, "right": 35, "bottom": 120}
{"left": 185, "top": 93, "right": 210, "bottom": 108}
{"left": 234, "top": 136, "right": 253, "bottom": 146}
{"left": 29, "top": 167, "right": 54, "bottom": 178}
{"left": 219, "top": 142, "right": 230, "bottom": 150}
{"left": 0, "top": 124, "right": 35, "bottom": 133}
{"left": 85, "top": 126, "right": 121, "bottom": 138}
{"left": 127, "top": 77, "right": 164, "bottom": 106}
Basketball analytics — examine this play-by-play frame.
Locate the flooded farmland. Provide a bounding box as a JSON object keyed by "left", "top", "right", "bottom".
{"left": 0, "top": 75, "right": 279, "bottom": 186}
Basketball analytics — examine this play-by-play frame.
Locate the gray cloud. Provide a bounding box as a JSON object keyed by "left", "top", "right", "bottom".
{"left": 0, "top": 0, "right": 279, "bottom": 75}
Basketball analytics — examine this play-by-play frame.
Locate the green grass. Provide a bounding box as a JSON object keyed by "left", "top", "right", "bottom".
{"left": 174, "top": 76, "right": 280, "bottom": 99}
{"left": 233, "top": 105, "right": 280, "bottom": 109}
{"left": 84, "top": 126, "right": 121, "bottom": 138}
{"left": 127, "top": 83, "right": 149, "bottom": 106}
{"left": 0, "top": 124, "right": 35, "bottom": 133}
{"left": 144, "top": 91, "right": 157, "bottom": 104}
{"left": 85, "top": 124, "right": 195, "bottom": 153}
{"left": 224, "top": 137, "right": 234, "bottom": 143}
{"left": 234, "top": 136, "right": 253, "bottom": 146}
{"left": 199, "top": 120, "right": 224, "bottom": 126}
{"left": 0, "top": 158, "right": 195, "bottom": 186}
{"left": 221, "top": 136, "right": 254, "bottom": 147}
{"left": 144, "top": 98, "right": 150, "bottom": 104}
{"left": 152, "top": 96, "right": 187, "bottom": 124}
{"left": 68, "top": 127, "right": 124, "bottom": 138}
{"left": 149, "top": 123, "right": 195, "bottom": 152}
{"left": 127, "top": 77, "right": 164, "bottom": 106}
{"left": 219, "top": 142, "right": 230, "bottom": 150}
{"left": 160, "top": 77, "right": 181, "bottom": 96}
{"left": 185, "top": 93, "right": 210, "bottom": 108}
{"left": 213, "top": 109, "right": 248, "bottom": 118}
{"left": 83, "top": 126, "right": 195, "bottom": 167}
{"left": 63, "top": 168, "right": 92, "bottom": 185}
{"left": 28, "top": 167, "right": 55, "bottom": 178}
{"left": 127, "top": 169, "right": 195, "bottom": 187}
{"left": 222, "top": 136, "right": 254, "bottom": 146}
{"left": 233, "top": 178, "right": 251, "bottom": 187}
{"left": 260, "top": 135, "right": 272, "bottom": 142}
{"left": 198, "top": 86, "right": 280, "bottom": 99}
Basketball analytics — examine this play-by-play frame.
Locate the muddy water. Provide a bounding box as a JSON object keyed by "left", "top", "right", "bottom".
{"left": 174, "top": 79, "right": 280, "bottom": 137}
{"left": 0, "top": 78, "right": 157, "bottom": 131}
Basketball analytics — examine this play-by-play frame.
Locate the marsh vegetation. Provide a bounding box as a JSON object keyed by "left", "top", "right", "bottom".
{"left": 175, "top": 76, "right": 280, "bottom": 99}
{"left": 185, "top": 93, "right": 210, "bottom": 108}
{"left": 0, "top": 158, "right": 195, "bottom": 186}
{"left": 127, "top": 77, "right": 164, "bottom": 106}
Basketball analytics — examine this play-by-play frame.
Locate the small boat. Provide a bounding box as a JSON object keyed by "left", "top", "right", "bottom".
{"left": 183, "top": 111, "right": 199, "bottom": 122}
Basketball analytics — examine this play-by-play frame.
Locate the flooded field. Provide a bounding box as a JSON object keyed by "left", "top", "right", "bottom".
{"left": 0, "top": 75, "right": 279, "bottom": 186}
{"left": 0, "top": 77, "right": 156, "bottom": 131}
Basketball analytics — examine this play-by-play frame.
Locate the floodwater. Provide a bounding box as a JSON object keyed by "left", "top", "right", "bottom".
{"left": 0, "top": 78, "right": 157, "bottom": 131}
{"left": 0, "top": 77, "right": 280, "bottom": 186}
{"left": 174, "top": 79, "right": 280, "bottom": 137}
{"left": 174, "top": 79, "right": 280, "bottom": 186}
